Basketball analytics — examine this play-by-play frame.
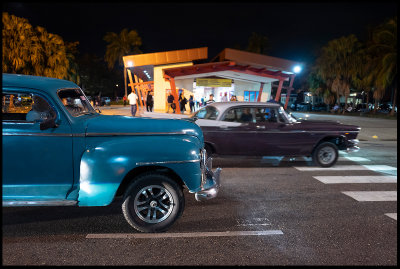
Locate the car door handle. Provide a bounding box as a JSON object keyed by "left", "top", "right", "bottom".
{"left": 220, "top": 125, "right": 228, "bottom": 129}
{"left": 256, "top": 125, "right": 266, "bottom": 129}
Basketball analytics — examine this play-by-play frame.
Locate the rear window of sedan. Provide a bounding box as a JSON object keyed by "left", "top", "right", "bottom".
{"left": 193, "top": 106, "right": 219, "bottom": 120}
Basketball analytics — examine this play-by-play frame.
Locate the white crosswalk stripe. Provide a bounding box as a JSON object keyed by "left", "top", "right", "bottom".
{"left": 342, "top": 191, "right": 397, "bottom": 201}
{"left": 294, "top": 165, "right": 397, "bottom": 171}
{"left": 385, "top": 213, "right": 397, "bottom": 220}
{"left": 342, "top": 156, "right": 371, "bottom": 162}
{"left": 297, "top": 158, "right": 397, "bottom": 220}
{"left": 313, "top": 175, "right": 397, "bottom": 184}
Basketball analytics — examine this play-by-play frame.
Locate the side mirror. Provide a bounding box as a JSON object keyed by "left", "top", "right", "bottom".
{"left": 40, "top": 117, "right": 58, "bottom": 130}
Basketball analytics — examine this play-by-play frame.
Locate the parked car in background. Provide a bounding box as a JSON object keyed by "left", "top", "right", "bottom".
{"left": 296, "top": 102, "right": 312, "bottom": 111}
{"left": 191, "top": 102, "right": 360, "bottom": 167}
{"left": 312, "top": 103, "right": 327, "bottom": 112}
{"left": 377, "top": 103, "right": 393, "bottom": 113}
{"left": 355, "top": 103, "right": 370, "bottom": 113}
{"left": 101, "top": 97, "right": 111, "bottom": 106}
{"left": 2, "top": 73, "right": 221, "bottom": 233}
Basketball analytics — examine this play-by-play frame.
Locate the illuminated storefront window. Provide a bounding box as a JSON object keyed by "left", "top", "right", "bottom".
{"left": 244, "top": 91, "right": 259, "bottom": 102}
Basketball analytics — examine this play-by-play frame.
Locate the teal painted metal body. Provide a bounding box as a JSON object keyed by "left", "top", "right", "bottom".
{"left": 2, "top": 74, "right": 213, "bottom": 207}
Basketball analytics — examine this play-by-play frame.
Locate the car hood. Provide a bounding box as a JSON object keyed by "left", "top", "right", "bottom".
{"left": 84, "top": 115, "right": 204, "bottom": 143}
{"left": 296, "top": 119, "right": 360, "bottom": 131}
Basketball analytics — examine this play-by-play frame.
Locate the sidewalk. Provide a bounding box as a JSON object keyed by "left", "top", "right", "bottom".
{"left": 293, "top": 112, "right": 397, "bottom": 141}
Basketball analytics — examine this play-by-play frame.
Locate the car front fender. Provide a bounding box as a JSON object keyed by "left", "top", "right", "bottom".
{"left": 78, "top": 135, "right": 203, "bottom": 206}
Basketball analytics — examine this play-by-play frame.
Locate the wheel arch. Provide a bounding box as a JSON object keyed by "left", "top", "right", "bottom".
{"left": 313, "top": 135, "right": 346, "bottom": 152}
{"left": 115, "top": 165, "right": 185, "bottom": 197}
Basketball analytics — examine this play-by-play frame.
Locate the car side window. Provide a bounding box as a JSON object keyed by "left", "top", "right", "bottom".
{"left": 195, "top": 106, "right": 219, "bottom": 120}
{"left": 222, "top": 107, "right": 254, "bottom": 123}
{"left": 255, "top": 107, "right": 280, "bottom": 123}
{"left": 2, "top": 92, "right": 55, "bottom": 122}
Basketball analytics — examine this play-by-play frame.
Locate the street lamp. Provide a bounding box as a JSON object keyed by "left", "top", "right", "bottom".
{"left": 293, "top": 65, "right": 302, "bottom": 74}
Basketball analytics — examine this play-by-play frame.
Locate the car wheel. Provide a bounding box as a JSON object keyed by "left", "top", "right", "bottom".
{"left": 312, "top": 142, "right": 338, "bottom": 167}
{"left": 122, "top": 173, "right": 184, "bottom": 233}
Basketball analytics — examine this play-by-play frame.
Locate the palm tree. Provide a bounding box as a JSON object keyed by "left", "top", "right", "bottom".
{"left": 315, "top": 35, "right": 361, "bottom": 113}
{"left": 103, "top": 28, "right": 142, "bottom": 97}
{"left": 367, "top": 17, "right": 397, "bottom": 115}
{"left": 35, "top": 26, "right": 69, "bottom": 79}
{"left": 2, "top": 12, "right": 37, "bottom": 74}
{"left": 308, "top": 71, "right": 335, "bottom": 111}
{"left": 65, "top": 41, "right": 81, "bottom": 85}
{"left": 2, "top": 12, "right": 71, "bottom": 80}
{"left": 352, "top": 47, "right": 375, "bottom": 106}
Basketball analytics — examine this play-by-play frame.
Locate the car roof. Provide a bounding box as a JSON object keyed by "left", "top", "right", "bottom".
{"left": 2, "top": 73, "right": 79, "bottom": 93}
{"left": 206, "top": 101, "right": 281, "bottom": 111}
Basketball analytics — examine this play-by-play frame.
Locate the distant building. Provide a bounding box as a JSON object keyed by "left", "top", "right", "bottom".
{"left": 123, "top": 47, "right": 303, "bottom": 112}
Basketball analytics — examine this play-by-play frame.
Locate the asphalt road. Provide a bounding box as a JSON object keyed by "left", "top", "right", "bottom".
{"left": 2, "top": 140, "right": 397, "bottom": 265}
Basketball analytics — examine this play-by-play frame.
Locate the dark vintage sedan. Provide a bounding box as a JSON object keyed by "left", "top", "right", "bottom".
{"left": 191, "top": 102, "right": 360, "bottom": 167}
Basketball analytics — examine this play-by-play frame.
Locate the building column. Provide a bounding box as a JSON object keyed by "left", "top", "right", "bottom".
{"left": 257, "top": 82, "right": 264, "bottom": 102}
{"left": 274, "top": 79, "right": 284, "bottom": 102}
{"left": 284, "top": 74, "right": 296, "bottom": 109}
{"left": 165, "top": 76, "right": 181, "bottom": 114}
{"left": 127, "top": 69, "right": 142, "bottom": 109}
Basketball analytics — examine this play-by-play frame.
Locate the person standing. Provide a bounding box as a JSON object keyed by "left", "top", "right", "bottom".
{"left": 123, "top": 95, "right": 127, "bottom": 106}
{"left": 221, "top": 92, "right": 228, "bottom": 102}
{"left": 167, "top": 92, "right": 175, "bottom": 113}
{"left": 146, "top": 91, "right": 154, "bottom": 112}
{"left": 179, "top": 93, "right": 187, "bottom": 114}
{"left": 189, "top": 95, "right": 195, "bottom": 113}
{"left": 205, "top": 94, "right": 215, "bottom": 105}
{"left": 128, "top": 90, "right": 138, "bottom": 117}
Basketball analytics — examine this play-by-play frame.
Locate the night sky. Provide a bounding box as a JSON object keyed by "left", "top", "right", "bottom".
{"left": 3, "top": 2, "right": 397, "bottom": 66}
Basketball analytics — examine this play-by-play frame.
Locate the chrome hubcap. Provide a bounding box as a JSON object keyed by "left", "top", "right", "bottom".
{"left": 134, "top": 185, "right": 174, "bottom": 223}
{"left": 318, "top": 147, "right": 336, "bottom": 164}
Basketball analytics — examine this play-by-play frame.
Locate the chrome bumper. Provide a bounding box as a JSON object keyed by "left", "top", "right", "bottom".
{"left": 346, "top": 139, "right": 360, "bottom": 153}
{"left": 195, "top": 149, "right": 221, "bottom": 202}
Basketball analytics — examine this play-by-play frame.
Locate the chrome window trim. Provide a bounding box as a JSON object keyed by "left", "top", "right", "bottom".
{"left": 136, "top": 159, "right": 200, "bottom": 166}
{"left": 2, "top": 121, "right": 35, "bottom": 124}
{"left": 85, "top": 131, "right": 188, "bottom": 137}
{"left": 2, "top": 131, "right": 196, "bottom": 137}
{"left": 2, "top": 132, "right": 73, "bottom": 136}
{"left": 3, "top": 200, "right": 77, "bottom": 207}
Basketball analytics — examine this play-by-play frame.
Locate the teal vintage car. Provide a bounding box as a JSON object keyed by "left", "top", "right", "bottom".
{"left": 2, "top": 73, "right": 221, "bottom": 233}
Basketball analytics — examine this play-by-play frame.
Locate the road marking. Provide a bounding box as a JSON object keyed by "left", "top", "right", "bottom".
{"left": 342, "top": 191, "right": 397, "bottom": 201}
{"left": 86, "top": 230, "right": 284, "bottom": 239}
{"left": 385, "top": 213, "right": 397, "bottom": 220}
{"left": 342, "top": 157, "right": 371, "bottom": 162}
{"left": 313, "top": 175, "right": 397, "bottom": 184}
{"left": 294, "top": 165, "right": 397, "bottom": 171}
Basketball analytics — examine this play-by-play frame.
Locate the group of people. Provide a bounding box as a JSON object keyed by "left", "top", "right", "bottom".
{"left": 167, "top": 93, "right": 196, "bottom": 114}
{"left": 126, "top": 90, "right": 154, "bottom": 117}
{"left": 127, "top": 90, "right": 239, "bottom": 116}
{"left": 166, "top": 93, "right": 196, "bottom": 114}
{"left": 166, "top": 92, "right": 238, "bottom": 114}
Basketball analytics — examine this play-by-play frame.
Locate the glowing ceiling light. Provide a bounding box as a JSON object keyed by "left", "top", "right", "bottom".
{"left": 127, "top": 61, "right": 133, "bottom": 67}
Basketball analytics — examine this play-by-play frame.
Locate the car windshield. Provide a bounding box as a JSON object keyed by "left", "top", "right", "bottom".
{"left": 58, "top": 88, "right": 96, "bottom": 117}
{"left": 280, "top": 107, "right": 297, "bottom": 123}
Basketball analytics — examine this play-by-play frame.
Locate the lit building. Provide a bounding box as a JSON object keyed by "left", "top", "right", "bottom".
{"left": 122, "top": 47, "right": 302, "bottom": 113}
